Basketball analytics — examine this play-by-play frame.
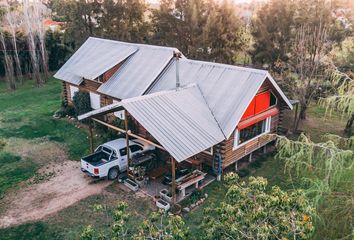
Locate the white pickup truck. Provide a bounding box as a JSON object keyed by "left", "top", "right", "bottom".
{"left": 81, "top": 138, "right": 155, "bottom": 180}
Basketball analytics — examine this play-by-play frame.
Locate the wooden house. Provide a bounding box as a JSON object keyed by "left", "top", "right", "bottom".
{"left": 55, "top": 37, "right": 293, "bottom": 202}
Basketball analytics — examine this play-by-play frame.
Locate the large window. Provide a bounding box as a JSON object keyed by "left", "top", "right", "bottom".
{"left": 89, "top": 92, "right": 101, "bottom": 110}
{"left": 234, "top": 117, "right": 271, "bottom": 148}
{"left": 69, "top": 85, "right": 79, "bottom": 101}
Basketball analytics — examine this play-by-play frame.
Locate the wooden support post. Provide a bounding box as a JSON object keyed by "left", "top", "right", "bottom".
{"left": 249, "top": 152, "right": 252, "bottom": 162}
{"left": 89, "top": 124, "right": 94, "bottom": 154}
{"left": 171, "top": 157, "right": 176, "bottom": 205}
{"left": 124, "top": 110, "right": 131, "bottom": 176}
{"left": 293, "top": 103, "right": 299, "bottom": 132}
{"left": 235, "top": 161, "right": 238, "bottom": 171}
{"left": 263, "top": 145, "right": 267, "bottom": 154}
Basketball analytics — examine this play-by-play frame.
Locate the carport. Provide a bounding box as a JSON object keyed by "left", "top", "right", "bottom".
{"left": 78, "top": 85, "right": 225, "bottom": 204}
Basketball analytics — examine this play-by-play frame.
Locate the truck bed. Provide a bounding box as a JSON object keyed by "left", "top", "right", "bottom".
{"left": 82, "top": 151, "right": 115, "bottom": 166}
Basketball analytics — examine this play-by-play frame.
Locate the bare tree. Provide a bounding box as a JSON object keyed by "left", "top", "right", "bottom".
{"left": 0, "top": 30, "right": 16, "bottom": 90}
{"left": 23, "top": 0, "right": 43, "bottom": 86}
{"left": 4, "top": 6, "right": 23, "bottom": 83}
{"left": 284, "top": 23, "right": 328, "bottom": 131}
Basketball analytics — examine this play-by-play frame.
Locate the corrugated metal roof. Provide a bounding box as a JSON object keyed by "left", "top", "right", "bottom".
{"left": 78, "top": 101, "right": 123, "bottom": 121}
{"left": 54, "top": 37, "right": 138, "bottom": 84}
{"left": 97, "top": 45, "right": 180, "bottom": 99}
{"left": 148, "top": 59, "right": 272, "bottom": 138}
{"left": 122, "top": 85, "right": 225, "bottom": 162}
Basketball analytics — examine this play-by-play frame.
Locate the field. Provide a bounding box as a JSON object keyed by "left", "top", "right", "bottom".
{"left": 0, "top": 78, "right": 350, "bottom": 239}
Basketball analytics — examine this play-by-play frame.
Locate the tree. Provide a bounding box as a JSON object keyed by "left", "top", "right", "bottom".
{"left": 203, "top": 0, "right": 248, "bottom": 64}
{"left": 151, "top": 0, "right": 209, "bottom": 59}
{"left": 250, "top": 0, "right": 296, "bottom": 66}
{"left": 251, "top": 0, "right": 350, "bottom": 68}
{"left": 320, "top": 68, "right": 354, "bottom": 135}
{"left": 81, "top": 202, "right": 189, "bottom": 240}
{"left": 52, "top": 0, "right": 149, "bottom": 48}
{"left": 151, "top": 0, "right": 248, "bottom": 63}
{"left": 275, "top": 133, "right": 353, "bottom": 239}
{"left": 286, "top": 24, "right": 328, "bottom": 127}
{"left": 202, "top": 173, "right": 314, "bottom": 239}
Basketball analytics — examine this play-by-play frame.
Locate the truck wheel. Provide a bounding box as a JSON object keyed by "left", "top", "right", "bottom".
{"left": 108, "top": 168, "right": 119, "bottom": 180}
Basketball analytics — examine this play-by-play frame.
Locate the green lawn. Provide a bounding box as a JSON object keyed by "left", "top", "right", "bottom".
{"left": 0, "top": 78, "right": 91, "bottom": 204}
{"left": 0, "top": 78, "right": 90, "bottom": 160}
{"left": 0, "top": 152, "right": 38, "bottom": 199}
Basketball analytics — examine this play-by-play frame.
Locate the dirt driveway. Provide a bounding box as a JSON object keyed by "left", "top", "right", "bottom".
{"left": 0, "top": 159, "right": 112, "bottom": 229}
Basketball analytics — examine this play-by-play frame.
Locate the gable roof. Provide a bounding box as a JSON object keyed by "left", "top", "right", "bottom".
{"left": 147, "top": 59, "right": 292, "bottom": 138}
{"left": 122, "top": 85, "right": 225, "bottom": 162}
{"left": 97, "top": 44, "right": 179, "bottom": 99}
{"left": 54, "top": 37, "right": 181, "bottom": 99}
{"left": 65, "top": 38, "right": 294, "bottom": 161}
{"left": 54, "top": 37, "right": 138, "bottom": 84}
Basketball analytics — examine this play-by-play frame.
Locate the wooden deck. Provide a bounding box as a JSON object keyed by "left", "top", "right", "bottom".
{"left": 138, "top": 174, "right": 215, "bottom": 203}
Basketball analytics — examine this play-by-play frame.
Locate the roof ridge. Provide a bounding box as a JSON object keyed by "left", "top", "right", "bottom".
{"left": 195, "top": 84, "right": 227, "bottom": 139}
{"left": 88, "top": 37, "right": 179, "bottom": 51}
{"left": 180, "top": 58, "right": 268, "bottom": 74}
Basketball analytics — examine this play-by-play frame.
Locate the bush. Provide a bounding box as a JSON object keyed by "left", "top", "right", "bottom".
{"left": 73, "top": 91, "right": 91, "bottom": 117}
{"left": 250, "top": 160, "right": 262, "bottom": 169}
{"left": 237, "top": 168, "right": 250, "bottom": 178}
{"left": 53, "top": 103, "right": 76, "bottom": 118}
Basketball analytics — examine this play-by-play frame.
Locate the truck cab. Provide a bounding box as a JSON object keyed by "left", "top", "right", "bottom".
{"left": 80, "top": 138, "right": 155, "bottom": 179}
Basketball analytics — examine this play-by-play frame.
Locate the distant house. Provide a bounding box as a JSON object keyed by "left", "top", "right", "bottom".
{"left": 55, "top": 37, "right": 292, "bottom": 183}
{"left": 43, "top": 19, "right": 64, "bottom": 32}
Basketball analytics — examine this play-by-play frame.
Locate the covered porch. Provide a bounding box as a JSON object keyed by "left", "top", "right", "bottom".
{"left": 78, "top": 87, "right": 223, "bottom": 205}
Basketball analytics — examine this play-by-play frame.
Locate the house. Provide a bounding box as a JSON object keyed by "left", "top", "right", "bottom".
{"left": 54, "top": 37, "right": 292, "bottom": 203}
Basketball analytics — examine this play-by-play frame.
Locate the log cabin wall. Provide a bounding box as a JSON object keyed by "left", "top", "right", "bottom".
{"left": 216, "top": 79, "right": 281, "bottom": 169}
{"left": 220, "top": 114, "right": 278, "bottom": 169}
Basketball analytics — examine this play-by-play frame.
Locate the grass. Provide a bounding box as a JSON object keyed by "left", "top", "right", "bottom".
{"left": 0, "top": 183, "right": 155, "bottom": 240}
{"left": 282, "top": 102, "right": 347, "bottom": 142}
{"left": 0, "top": 78, "right": 89, "bottom": 160}
{"left": 0, "top": 152, "right": 38, "bottom": 199}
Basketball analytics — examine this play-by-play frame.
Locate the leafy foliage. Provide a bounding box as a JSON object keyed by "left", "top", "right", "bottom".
{"left": 202, "top": 173, "right": 314, "bottom": 240}
{"left": 80, "top": 202, "right": 188, "bottom": 240}
{"left": 72, "top": 91, "right": 92, "bottom": 117}
{"left": 275, "top": 134, "right": 354, "bottom": 239}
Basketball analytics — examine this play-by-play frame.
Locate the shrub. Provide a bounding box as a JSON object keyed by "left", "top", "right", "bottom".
{"left": 237, "top": 168, "right": 250, "bottom": 178}
{"left": 53, "top": 103, "right": 76, "bottom": 118}
{"left": 73, "top": 91, "right": 91, "bottom": 117}
{"left": 250, "top": 160, "right": 262, "bottom": 169}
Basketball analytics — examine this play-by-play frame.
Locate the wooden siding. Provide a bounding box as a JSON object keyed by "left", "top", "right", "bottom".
{"left": 220, "top": 114, "right": 278, "bottom": 168}
{"left": 103, "top": 62, "right": 123, "bottom": 82}
{"left": 207, "top": 79, "right": 282, "bottom": 170}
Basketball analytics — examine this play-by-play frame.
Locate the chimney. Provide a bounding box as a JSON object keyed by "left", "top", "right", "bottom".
{"left": 173, "top": 50, "right": 182, "bottom": 90}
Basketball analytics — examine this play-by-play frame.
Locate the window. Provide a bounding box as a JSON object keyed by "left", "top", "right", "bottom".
{"left": 234, "top": 117, "right": 271, "bottom": 148}
{"left": 203, "top": 147, "right": 213, "bottom": 155}
{"left": 130, "top": 145, "right": 143, "bottom": 153}
{"left": 101, "top": 146, "right": 112, "bottom": 155}
{"left": 69, "top": 85, "right": 79, "bottom": 101}
{"left": 89, "top": 92, "right": 101, "bottom": 109}
{"left": 270, "top": 91, "right": 277, "bottom": 107}
{"left": 119, "top": 148, "right": 127, "bottom": 157}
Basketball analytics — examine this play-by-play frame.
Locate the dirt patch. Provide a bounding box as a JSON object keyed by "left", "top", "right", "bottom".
{"left": 0, "top": 161, "right": 113, "bottom": 228}
{"left": 3, "top": 137, "right": 68, "bottom": 165}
